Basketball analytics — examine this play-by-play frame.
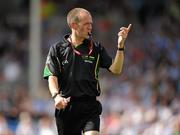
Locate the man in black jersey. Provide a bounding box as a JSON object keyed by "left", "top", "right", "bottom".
{"left": 43, "top": 8, "right": 131, "bottom": 135}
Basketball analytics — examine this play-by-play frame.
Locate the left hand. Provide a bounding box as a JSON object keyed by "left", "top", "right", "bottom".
{"left": 118, "top": 24, "right": 132, "bottom": 48}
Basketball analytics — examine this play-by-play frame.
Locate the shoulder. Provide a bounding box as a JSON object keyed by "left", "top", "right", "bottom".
{"left": 48, "top": 41, "right": 69, "bottom": 57}
{"left": 50, "top": 34, "right": 70, "bottom": 50}
{"left": 50, "top": 40, "right": 69, "bottom": 52}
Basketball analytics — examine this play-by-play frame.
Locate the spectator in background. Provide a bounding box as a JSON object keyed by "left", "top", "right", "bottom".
{"left": 15, "top": 112, "right": 36, "bottom": 135}
{"left": 0, "top": 114, "right": 12, "bottom": 135}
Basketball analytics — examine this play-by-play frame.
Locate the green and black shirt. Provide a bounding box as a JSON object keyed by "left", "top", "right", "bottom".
{"left": 43, "top": 34, "right": 112, "bottom": 97}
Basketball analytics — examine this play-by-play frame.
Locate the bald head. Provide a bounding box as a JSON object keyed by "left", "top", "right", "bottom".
{"left": 67, "top": 8, "right": 91, "bottom": 26}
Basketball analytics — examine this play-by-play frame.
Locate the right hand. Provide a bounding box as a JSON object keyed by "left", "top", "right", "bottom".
{"left": 54, "top": 95, "right": 70, "bottom": 109}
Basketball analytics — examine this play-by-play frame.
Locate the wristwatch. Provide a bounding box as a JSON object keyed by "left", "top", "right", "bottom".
{"left": 51, "top": 92, "right": 59, "bottom": 99}
{"left": 117, "top": 47, "right": 125, "bottom": 51}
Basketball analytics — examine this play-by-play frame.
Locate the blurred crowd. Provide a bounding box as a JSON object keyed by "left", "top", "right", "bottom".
{"left": 0, "top": 0, "right": 179, "bottom": 135}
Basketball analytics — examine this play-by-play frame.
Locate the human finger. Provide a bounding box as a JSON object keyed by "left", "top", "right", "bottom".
{"left": 55, "top": 102, "right": 64, "bottom": 109}
{"left": 66, "top": 97, "right": 71, "bottom": 102}
{"left": 120, "top": 27, "right": 127, "bottom": 31}
{"left": 62, "top": 98, "right": 68, "bottom": 105}
{"left": 127, "top": 24, "right": 132, "bottom": 32}
{"left": 120, "top": 28, "right": 129, "bottom": 34}
{"left": 118, "top": 31, "right": 127, "bottom": 36}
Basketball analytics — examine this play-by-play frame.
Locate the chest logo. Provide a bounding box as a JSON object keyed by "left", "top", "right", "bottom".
{"left": 82, "top": 56, "right": 95, "bottom": 64}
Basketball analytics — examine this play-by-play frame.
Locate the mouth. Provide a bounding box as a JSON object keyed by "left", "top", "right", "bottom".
{"left": 88, "top": 32, "right": 92, "bottom": 36}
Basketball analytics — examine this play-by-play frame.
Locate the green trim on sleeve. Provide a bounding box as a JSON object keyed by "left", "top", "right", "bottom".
{"left": 43, "top": 65, "right": 53, "bottom": 78}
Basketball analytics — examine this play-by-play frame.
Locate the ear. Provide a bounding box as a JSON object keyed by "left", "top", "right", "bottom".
{"left": 70, "top": 22, "right": 78, "bottom": 30}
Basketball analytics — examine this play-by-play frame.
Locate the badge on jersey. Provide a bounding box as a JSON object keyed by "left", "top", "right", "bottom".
{"left": 82, "top": 55, "right": 95, "bottom": 64}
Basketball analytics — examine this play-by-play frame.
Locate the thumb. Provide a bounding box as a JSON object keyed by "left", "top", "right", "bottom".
{"left": 66, "top": 97, "right": 71, "bottom": 102}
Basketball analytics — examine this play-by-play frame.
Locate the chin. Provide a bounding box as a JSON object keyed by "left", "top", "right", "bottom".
{"left": 85, "top": 36, "right": 89, "bottom": 39}
{"left": 85, "top": 34, "right": 90, "bottom": 39}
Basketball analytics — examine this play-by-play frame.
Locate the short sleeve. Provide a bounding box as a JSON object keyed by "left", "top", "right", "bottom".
{"left": 99, "top": 44, "right": 112, "bottom": 69}
{"left": 43, "top": 46, "right": 61, "bottom": 79}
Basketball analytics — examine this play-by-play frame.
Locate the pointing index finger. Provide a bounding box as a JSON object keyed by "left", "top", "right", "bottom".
{"left": 127, "top": 24, "right": 132, "bottom": 32}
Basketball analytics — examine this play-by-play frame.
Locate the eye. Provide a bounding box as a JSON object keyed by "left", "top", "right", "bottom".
{"left": 85, "top": 23, "right": 92, "bottom": 27}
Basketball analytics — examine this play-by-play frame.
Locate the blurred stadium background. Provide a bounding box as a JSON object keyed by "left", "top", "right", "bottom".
{"left": 0, "top": 0, "right": 179, "bottom": 135}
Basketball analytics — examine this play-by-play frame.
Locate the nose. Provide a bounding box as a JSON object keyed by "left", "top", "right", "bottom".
{"left": 88, "top": 26, "right": 92, "bottom": 33}
{"left": 88, "top": 23, "right": 92, "bottom": 30}
{"left": 90, "top": 24, "right": 92, "bottom": 30}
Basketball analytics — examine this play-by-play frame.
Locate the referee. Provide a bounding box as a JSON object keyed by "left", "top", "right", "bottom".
{"left": 43, "top": 8, "right": 131, "bottom": 135}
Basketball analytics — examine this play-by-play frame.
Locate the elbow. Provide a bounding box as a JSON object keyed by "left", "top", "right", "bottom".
{"left": 109, "top": 64, "right": 123, "bottom": 75}
{"left": 114, "top": 71, "right": 122, "bottom": 75}
{"left": 111, "top": 69, "right": 122, "bottom": 75}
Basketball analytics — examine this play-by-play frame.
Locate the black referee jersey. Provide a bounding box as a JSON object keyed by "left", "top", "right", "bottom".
{"left": 43, "top": 34, "right": 112, "bottom": 97}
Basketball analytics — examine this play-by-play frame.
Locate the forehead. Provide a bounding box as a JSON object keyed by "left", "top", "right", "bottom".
{"left": 78, "top": 12, "right": 92, "bottom": 23}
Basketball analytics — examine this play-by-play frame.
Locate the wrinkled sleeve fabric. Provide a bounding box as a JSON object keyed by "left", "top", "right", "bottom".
{"left": 43, "top": 46, "right": 61, "bottom": 79}
{"left": 98, "top": 43, "right": 112, "bottom": 69}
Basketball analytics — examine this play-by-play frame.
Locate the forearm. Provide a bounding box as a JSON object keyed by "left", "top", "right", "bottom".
{"left": 109, "top": 49, "right": 124, "bottom": 74}
{"left": 48, "top": 75, "right": 70, "bottom": 109}
{"left": 48, "top": 76, "right": 60, "bottom": 97}
{"left": 109, "top": 23, "right": 131, "bottom": 74}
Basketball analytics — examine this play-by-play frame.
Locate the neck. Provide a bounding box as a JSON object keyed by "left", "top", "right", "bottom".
{"left": 70, "top": 33, "right": 84, "bottom": 46}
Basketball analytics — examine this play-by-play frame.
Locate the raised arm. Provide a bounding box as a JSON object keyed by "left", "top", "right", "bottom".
{"left": 109, "top": 24, "right": 132, "bottom": 74}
